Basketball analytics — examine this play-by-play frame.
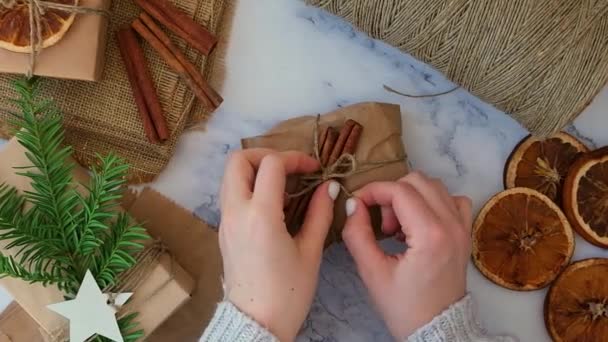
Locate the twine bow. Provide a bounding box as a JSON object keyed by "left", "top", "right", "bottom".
{"left": 287, "top": 116, "right": 406, "bottom": 199}
{"left": 0, "top": 0, "right": 109, "bottom": 78}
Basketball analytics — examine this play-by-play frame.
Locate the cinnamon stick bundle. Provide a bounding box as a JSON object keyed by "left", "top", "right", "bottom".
{"left": 116, "top": 28, "right": 169, "bottom": 143}
{"left": 132, "top": 15, "right": 223, "bottom": 110}
{"left": 134, "top": 0, "right": 217, "bottom": 55}
{"left": 285, "top": 120, "right": 364, "bottom": 231}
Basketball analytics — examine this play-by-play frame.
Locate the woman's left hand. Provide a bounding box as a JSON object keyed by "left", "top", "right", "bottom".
{"left": 219, "top": 149, "right": 339, "bottom": 342}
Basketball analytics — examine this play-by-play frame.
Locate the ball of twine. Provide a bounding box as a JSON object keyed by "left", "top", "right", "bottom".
{"left": 307, "top": 0, "right": 608, "bottom": 136}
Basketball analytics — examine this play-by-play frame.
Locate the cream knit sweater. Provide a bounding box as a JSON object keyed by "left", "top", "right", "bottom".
{"left": 200, "top": 295, "right": 516, "bottom": 342}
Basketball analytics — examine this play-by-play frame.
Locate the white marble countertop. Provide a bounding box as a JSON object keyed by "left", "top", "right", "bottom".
{"left": 1, "top": 0, "right": 608, "bottom": 340}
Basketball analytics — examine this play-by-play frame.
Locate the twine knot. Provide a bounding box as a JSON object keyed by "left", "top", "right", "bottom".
{"left": 0, "top": 0, "right": 109, "bottom": 78}
{"left": 287, "top": 116, "right": 406, "bottom": 199}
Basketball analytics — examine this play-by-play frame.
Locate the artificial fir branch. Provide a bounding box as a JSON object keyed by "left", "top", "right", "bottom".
{"left": 0, "top": 78, "right": 148, "bottom": 340}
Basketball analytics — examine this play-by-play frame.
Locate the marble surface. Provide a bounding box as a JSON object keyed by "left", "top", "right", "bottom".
{"left": 1, "top": 0, "right": 608, "bottom": 340}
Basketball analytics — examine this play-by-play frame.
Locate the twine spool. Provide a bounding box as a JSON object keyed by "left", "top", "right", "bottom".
{"left": 307, "top": 0, "right": 608, "bottom": 136}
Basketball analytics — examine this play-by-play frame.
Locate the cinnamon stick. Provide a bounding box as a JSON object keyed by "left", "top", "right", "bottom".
{"left": 343, "top": 122, "right": 363, "bottom": 155}
{"left": 290, "top": 122, "right": 364, "bottom": 230}
{"left": 320, "top": 127, "right": 339, "bottom": 166}
{"left": 117, "top": 29, "right": 159, "bottom": 144}
{"left": 318, "top": 126, "right": 330, "bottom": 155}
{"left": 290, "top": 192, "right": 312, "bottom": 231}
{"left": 285, "top": 126, "right": 331, "bottom": 231}
{"left": 116, "top": 27, "right": 168, "bottom": 142}
{"left": 139, "top": 13, "right": 223, "bottom": 109}
{"left": 134, "top": 0, "right": 217, "bottom": 55}
{"left": 328, "top": 119, "right": 357, "bottom": 165}
{"left": 132, "top": 18, "right": 217, "bottom": 111}
{"left": 287, "top": 127, "right": 338, "bottom": 229}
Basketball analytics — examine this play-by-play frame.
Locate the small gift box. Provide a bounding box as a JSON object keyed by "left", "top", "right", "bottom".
{"left": 0, "top": 0, "right": 111, "bottom": 81}
{"left": 242, "top": 102, "right": 410, "bottom": 244}
{"left": 0, "top": 138, "right": 195, "bottom": 340}
{"left": 0, "top": 188, "right": 224, "bottom": 342}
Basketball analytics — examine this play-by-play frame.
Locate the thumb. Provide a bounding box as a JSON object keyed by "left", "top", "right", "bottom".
{"left": 296, "top": 181, "right": 339, "bottom": 262}
{"left": 342, "top": 198, "right": 394, "bottom": 287}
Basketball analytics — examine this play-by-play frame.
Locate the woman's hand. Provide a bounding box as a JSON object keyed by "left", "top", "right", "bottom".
{"left": 342, "top": 172, "right": 473, "bottom": 340}
{"left": 219, "top": 149, "right": 340, "bottom": 342}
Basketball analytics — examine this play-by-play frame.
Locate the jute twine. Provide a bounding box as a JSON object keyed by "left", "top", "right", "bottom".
{"left": 0, "top": 0, "right": 109, "bottom": 78}
{"left": 0, "top": 0, "right": 230, "bottom": 183}
{"left": 307, "top": 0, "right": 608, "bottom": 136}
{"left": 48, "top": 241, "right": 174, "bottom": 342}
{"left": 288, "top": 116, "right": 405, "bottom": 199}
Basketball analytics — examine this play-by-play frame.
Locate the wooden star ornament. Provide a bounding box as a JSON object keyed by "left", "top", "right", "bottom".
{"left": 47, "top": 270, "right": 133, "bottom": 342}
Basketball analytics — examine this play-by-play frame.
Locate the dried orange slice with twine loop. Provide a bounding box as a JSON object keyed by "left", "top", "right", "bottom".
{"left": 563, "top": 147, "right": 608, "bottom": 248}
{"left": 504, "top": 132, "right": 589, "bottom": 203}
{"left": 472, "top": 187, "right": 575, "bottom": 291}
{"left": 545, "top": 258, "right": 608, "bottom": 341}
{"left": 0, "top": 0, "right": 78, "bottom": 53}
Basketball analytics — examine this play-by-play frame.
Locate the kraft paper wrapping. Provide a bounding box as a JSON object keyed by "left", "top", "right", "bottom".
{"left": 0, "top": 187, "right": 224, "bottom": 342}
{"left": 242, "top": 102, "right": 410, "bottom": 244}
{"left": 0, "top": 138, "right": 194, "bottom": 339}
{"left": 0, "top": 0, "right": 111, "bottom": 81}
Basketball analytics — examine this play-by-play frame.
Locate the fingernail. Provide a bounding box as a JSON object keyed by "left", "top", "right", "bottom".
{"left": 346, "top": 198, "right": 357, "bottom": 217}
{"left": 328, "top": 181, "right": 340, "bottom": 201}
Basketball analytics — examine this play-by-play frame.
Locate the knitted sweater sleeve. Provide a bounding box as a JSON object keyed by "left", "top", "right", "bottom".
{"left": 200, "top": 301, "right": 278, "bottom": 342}
{"left": 406, "top": 295, "right": 517, "bottom": 342}
{"left": 200, "top": 296, "right": 516, "bottom": 342}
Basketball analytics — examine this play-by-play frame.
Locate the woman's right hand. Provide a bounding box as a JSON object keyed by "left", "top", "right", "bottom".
{"left": 342, "top": 172, "right": 473, "bottom": 340}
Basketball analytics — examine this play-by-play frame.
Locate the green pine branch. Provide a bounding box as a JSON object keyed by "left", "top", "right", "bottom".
{"left": 91, "top": 213, "right": 148, "bottom": 289}
{"left": 0, "top": 78, "right": 150, "bottom": 340}
{"left": 76, "top": 154, "right": 130, "bottom": 256}
{"left": 0, "top": 254, "right": 63, "bottom": 285}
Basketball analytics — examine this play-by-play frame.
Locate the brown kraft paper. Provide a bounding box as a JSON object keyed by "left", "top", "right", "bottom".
{"left": 0, "top": 302, "right": 42, "bottom": 342}
{"left": 0, "top": 188, "right": 223, "bottom": 342}
{"left": 127, "top": 188, "right": 223, "bottom": 342}
{"left": 0, "top": 138, "right": 195, "bottom": 339}
{"left": 242, "top": 102, "right": 410, "bottom": 244}
{"left": 0, "top": 0, "right": 111, "bottom": 81}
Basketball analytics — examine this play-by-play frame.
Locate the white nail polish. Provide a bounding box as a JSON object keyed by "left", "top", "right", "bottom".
{"left": 328, "top": 181, "right": 340, "bottom": 200}
{"left": 346, "top": 198, "right": 357, "bottom": 217}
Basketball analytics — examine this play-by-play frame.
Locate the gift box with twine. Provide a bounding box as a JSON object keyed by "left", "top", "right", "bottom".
{"left": 0, "top": 0, "right": 234, "bottom": 183}
{"left": 0, "top": 187, "right": 224, "bottom": 342}
{"left": 243, "top": 102, "right": 410, "bottom": 245}
{"left": 307, "top": 0, "right": 608, "bottom": 136}
{"left": 0, "top": 138, "right": 197, "bottom": 341}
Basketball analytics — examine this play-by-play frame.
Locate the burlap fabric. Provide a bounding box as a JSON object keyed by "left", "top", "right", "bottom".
{"left": 0, "top": 0, "right": 232, "bottom": 183}
{"left": 307, "top": 0, "right": 608, "bottom": 136}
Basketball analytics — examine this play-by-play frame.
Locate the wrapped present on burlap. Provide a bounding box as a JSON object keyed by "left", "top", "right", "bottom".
{"left": 0, "top": 0, "right": 235, "bottom": 183}
{"left": 0, "top": 0, "right": 112, "bottom": 81}
{"left": 306, "top": 0, "right": 608, "bottom": 136}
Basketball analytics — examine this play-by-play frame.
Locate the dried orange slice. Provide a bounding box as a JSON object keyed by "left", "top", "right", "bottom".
{"left": 563, "top": 147, "right": 608, "bottom": 248}
{"left": 545, "top": 258, "right": 608, "bottom": 341}
{"left": 0, "top": 0, "right": 77, "bottom": 53}
{"left": 504, "top": 132, "right": 588, "bottom": 203}
{"left": 472, "top": 187, "right": 575, "bottom": 291}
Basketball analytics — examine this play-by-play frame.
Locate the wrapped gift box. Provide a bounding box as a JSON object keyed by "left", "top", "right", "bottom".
{"left": 0, "top": 138, "right": 196, "bottom": 340}
{"left": 0, "top": 0, "right": 111, "bottom": 81}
